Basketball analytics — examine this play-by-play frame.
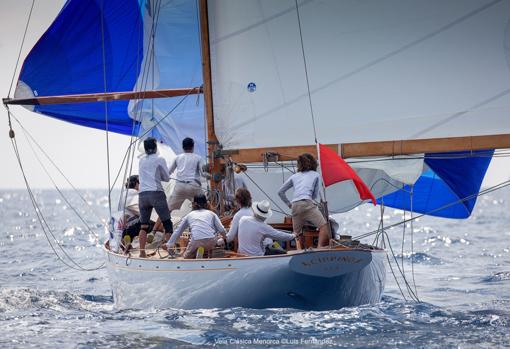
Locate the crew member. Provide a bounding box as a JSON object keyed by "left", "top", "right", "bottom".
{"left": 166, "top": 194, "right": 226, "bottom": 259}
{"left": 137, "top": 137, "right": 173, "bottom": 258}
{"left": 237, "top": 200, "right": 297, "bottom": 256}
{"left": 167, "top": 137, "right": 206, "bottom": 213}
{"left": 277, "top": 153, "right": 329, "bottom": 247}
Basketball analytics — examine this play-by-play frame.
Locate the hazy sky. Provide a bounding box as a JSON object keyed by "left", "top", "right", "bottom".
{"left": 0, "top": 0, "right": 509, "bottom": 190}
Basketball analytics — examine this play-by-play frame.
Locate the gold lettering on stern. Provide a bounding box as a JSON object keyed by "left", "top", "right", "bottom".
{"left": 300, "top": 255, "right": 363, "bottom": 268}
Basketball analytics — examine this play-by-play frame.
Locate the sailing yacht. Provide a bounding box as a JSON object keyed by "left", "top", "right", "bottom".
{"left": 4, "top": 0, "right": 510, "bottom": 310}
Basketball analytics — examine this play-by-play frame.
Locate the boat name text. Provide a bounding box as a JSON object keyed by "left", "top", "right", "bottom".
{"left": 301, "top": 255, "right": 362, "bottom": 267}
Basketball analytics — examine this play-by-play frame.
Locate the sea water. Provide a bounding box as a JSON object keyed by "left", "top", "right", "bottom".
{"left": 0, "top": 188, "right": 509, "bottom": 348}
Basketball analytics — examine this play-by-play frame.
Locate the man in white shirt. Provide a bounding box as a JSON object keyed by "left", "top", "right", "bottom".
{"left": 237, "top": 200, "right": 297, "bottom": 256}
{"left": 167, "top": 137, "right": 206, "bottom": 212}
{"left": 137, "top": 137, "right": 173, "bottom": 258}
{"left": 166, "top": 194, "right": 226, "bottom": 259}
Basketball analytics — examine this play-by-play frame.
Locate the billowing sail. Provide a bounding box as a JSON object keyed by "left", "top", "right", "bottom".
{"left": 208, "top": 0, "right": 510, "bottom": 150}
{"left": 14, "top": 0, "right": 144, "bottom": 135}
{"left": 241, "top": 156, "right": 424, "bottom": 223}
{"left": 14, "top": 0, "right": 205, "bottom": 155}
{"left": 128, "top": 0, "right": 205, "bottom": 155}
{"left": 11, "top": 0, "right": 502, "bottom": 219}
{"left": 381, "top": 150, "right": 493, "bottom": 218}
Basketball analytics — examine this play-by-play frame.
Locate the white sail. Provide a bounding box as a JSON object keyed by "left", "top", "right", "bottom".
{"left": 242, "top": 156, "right": 423, "bottom": 222}
{"left": 208, "top": 0, "right": 510, "bottom": 150}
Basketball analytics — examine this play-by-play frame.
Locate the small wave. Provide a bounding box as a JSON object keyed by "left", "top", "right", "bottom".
{"left": 395, "top": 252, "right": 442, "bottom": 265}
{"left": 481, "top": 271, "right": 510, "bottom": 283}
{"left": 0, "top": 288, "right": 112, "bottom": 313}
{"left": 80, "top": 294, "right": 113, "bottom": 303}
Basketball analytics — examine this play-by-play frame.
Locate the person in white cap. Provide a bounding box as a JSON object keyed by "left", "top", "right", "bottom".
{"left": 237, "top": 200, "right": 297, "bottom": 256}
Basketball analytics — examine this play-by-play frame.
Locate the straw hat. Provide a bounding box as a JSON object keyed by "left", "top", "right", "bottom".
{"left": 252, "top": 200, "right": 272, "bottom": 220}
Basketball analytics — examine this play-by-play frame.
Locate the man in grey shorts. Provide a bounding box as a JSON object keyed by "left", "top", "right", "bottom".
{"left": 167, "top": 137, "right": 205, "bottom": 212}
{"left": 137, "top": 137, "right": 173, "bottom": 258}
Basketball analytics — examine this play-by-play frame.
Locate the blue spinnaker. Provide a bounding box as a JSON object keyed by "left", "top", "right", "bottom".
{"left": 15, "top": 0, "right": 205, "bottom": 156}
{"left": 16, "top": 0, "right": 144, "bottom": 135}
{"left": 380, "top": 150, "right": 493, "bottom": 218}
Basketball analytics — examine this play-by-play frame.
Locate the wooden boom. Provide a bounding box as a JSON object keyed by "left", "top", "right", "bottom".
{"left": 227, "top": 134, "right": 510, "bottom": 162}
{"left": 2, "top": 87, "right": 202, "bottom": 106}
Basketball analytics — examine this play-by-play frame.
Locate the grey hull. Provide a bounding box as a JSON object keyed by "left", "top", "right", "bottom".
{"left": 105, "top": 248, "right": 386, "bottom": 310}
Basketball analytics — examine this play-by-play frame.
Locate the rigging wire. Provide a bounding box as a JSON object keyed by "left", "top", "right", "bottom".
{"left": 6, "top": 109, "right": 104, "bottom": 271}
{"left": 294, "top": 0, "right": 317, "bottom": 143}
{"left": 243, "top": 172, "right": 289, "bottom": 215}
{"left": 409, "top": 185, "right": 419, "bottom": 298}
{"left": 109, "top": 87, "right": 198, "bottom": 192}
{"left": 382, "top": 229, "right": 420, "bottom": 302}
{"left": 374, "top": 202, "right": 419, "bottom": 302}
{"left": 9, "top": 113, "right": 104, "bottom": 223}
{"left": 7, "top": 0, "right": 35, "bottom": 98}
{"left": 4, "top": 1, "right": 104, "bottom": 271}
{"left": 353, "top": 178, "right": 510, "bottom": 241}
{"left": 100, "top": 0, "right": 113, "bottom": 220}
{"left": 118, "top": 0, "right": 163, "bottom": 217}
{"left": 18, "top": 122, "right": 102, "bottom": 241}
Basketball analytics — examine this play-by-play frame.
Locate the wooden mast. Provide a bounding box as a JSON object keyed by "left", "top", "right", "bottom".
{"left": 199, "top": 0, "right": 222, "bottom": 196}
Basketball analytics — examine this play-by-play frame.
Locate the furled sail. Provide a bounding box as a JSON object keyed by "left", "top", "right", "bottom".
{"left": 208, "top": 0, "right": 510, "bottom": 151}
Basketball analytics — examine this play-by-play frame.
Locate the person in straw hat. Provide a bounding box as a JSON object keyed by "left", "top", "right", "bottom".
{"left": 237, "top": 200, "right": 297, "bottom": 256}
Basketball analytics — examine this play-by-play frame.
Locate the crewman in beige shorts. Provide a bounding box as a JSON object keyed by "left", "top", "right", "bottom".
{"left": 278, "top": 153, "right": 330, "bottom": 247}
{"left": 167, "top": 137, "right": 205, "bottom": 212}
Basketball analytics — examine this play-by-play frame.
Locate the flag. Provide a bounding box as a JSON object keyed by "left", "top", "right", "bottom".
{"left": 319, "top": 144, "right": 377, "bottom": 205}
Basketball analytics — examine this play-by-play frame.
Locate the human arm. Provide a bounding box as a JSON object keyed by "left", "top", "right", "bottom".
{"left": 261, "top": 224, "right": 296, "bottom": 242}
{"left": 166, "top": 216, "right": 189, "bottom": 247}
{"left": 226, "top": 212, "right": 241, "bottom": 243}
{"left": 158, "top": 158, "right": 170, "bottom": 182}
{"left": 125, "top": 190, "right": 139, "bottom": 216}
{"left": 198, "top": 156, "right": 211, "bottom": 179}
{"left": 212, "top": 212, "right": 226, "bottom": 239}
{"left": 277, "top": 177, "right": 293, "bottom": 208}
{"left": 168, "top": 157, "right": 177, "bottom": 176}
{"left": 311, "top": 174, "right": 320, "bottom": 201}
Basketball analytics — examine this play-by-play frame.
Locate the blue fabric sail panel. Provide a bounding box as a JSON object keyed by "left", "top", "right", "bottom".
{"left": 129, "top": 0, "right": 206, "bottom": 156}
{"left": 15, "top": 0, "right": 144, "bottom": 135}
{"left": 380, "top": 150, "right": 494, "bottom": 218}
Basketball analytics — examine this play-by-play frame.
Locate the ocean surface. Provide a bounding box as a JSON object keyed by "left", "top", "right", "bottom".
{"left": 0, "top": 187, "right": 509, "bottom": 348}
